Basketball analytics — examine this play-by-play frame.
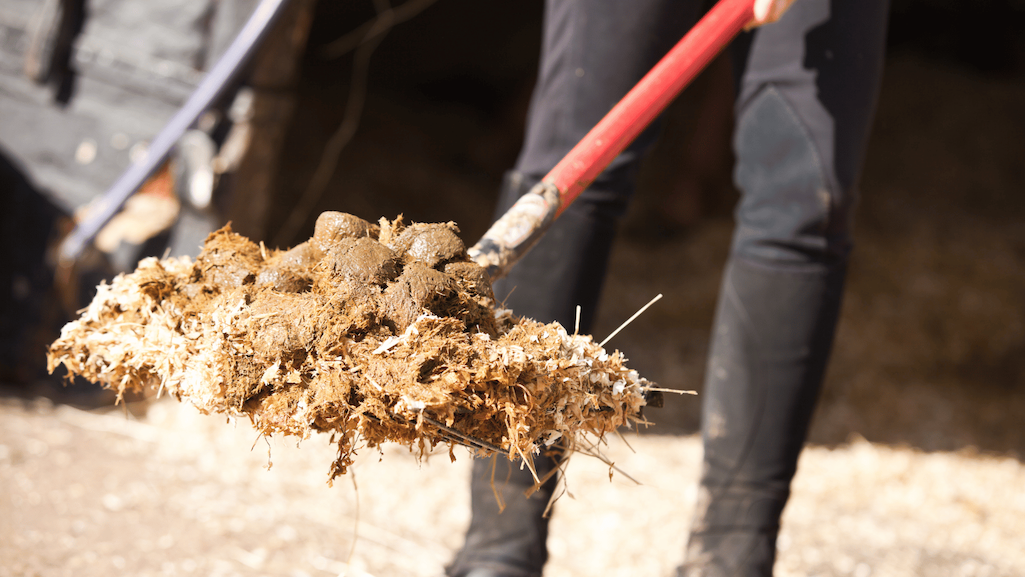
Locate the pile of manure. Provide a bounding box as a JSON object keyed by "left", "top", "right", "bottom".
{"left": 48, "top": 212, "right": 658, "bottom": 479}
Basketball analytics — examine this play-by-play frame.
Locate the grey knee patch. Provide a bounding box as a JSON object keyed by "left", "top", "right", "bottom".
{"left": 731, "top": 86, "right": 851, "bottom": 268}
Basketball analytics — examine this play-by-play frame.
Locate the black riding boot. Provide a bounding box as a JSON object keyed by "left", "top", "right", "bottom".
{"left": 678, "top": 258, "right": 847, "bottom": 577}
{"left": 446, "top": 171, "right": 620, "bottom": 577}
{"left": 446, "top": 453, "right": 559, "bottom": 577}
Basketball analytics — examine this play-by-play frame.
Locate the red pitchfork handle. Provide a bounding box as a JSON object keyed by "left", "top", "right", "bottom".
{"left": 469, "top": 0, "right": 756, "bottom": 280}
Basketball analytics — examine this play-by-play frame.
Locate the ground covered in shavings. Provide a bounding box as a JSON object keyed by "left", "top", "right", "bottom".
{"left": 47, "top": 212, "right": 653, "bottom": 480}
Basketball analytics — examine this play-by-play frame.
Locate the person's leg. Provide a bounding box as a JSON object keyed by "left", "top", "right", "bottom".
{"left": 679, "top": 2, "right": 890, "bottom": 576}
{"left": 447, "top": 1, "right": 700, "bottom": 576}
{"left": 495, "top": 0, "right": 703, "bottom": 333}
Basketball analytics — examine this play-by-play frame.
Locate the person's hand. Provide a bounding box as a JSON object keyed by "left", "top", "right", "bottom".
{"left": 748, "top": 0, "right": 796, "bottom": 28}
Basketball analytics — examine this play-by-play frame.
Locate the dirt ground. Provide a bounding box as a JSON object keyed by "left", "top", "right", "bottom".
{"left": 2, "top": 393, "right": 1023, "bottom": 577}
{"left": 3, "top": 2, "right": 1025, "bottom": 576}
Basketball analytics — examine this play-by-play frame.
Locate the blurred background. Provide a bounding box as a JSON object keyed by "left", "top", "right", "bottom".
{"left": 1, "top": 0, "right": 1024, "bottom": 574}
